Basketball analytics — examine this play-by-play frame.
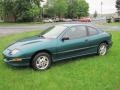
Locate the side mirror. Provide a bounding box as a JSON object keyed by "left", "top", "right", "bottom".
{"left": 62, "top": 37, "right": 69, "bottom": 41}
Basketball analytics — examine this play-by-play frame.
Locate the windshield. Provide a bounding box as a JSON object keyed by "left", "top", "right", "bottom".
{"left": 41, "top": 26, "right": 66, "bottom": 38}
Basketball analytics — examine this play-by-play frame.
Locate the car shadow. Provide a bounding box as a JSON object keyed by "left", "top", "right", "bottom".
{"left": 52, "top": 54, "right": 97, "bottom": 67}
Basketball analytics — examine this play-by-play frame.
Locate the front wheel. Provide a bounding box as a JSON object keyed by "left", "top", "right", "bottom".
{"left": 32, "top": 53, "right": 51, "bottom": 70}
{"left": 98, "top": 43, "right": 108, "bottom": 56}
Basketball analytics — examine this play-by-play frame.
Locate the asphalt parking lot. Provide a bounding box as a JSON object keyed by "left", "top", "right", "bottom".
{"left": 0, "top": 21, "right": 120, "bottom": 36}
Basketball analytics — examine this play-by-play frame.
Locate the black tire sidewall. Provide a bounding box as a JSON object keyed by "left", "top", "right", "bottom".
{"left": 32, "top": 53, "right": 51, "bottom": 70}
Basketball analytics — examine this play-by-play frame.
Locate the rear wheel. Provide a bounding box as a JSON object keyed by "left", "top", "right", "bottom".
{"left": 98, "top": 43, "right": 108, "bottom": 56}
{"left": 32, "top": 53, "right": 51, "bottom": 70}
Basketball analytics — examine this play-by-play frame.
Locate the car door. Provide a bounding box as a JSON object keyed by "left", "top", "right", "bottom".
{"left": 86, "top": 26, "right": 100, "bottom": 53}
{"left": 55, "top": 25, "right": 90, "bottom": 60}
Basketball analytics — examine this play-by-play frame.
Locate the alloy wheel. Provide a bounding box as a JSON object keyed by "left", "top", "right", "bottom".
{"left": 99, "top": 43, "right": 107, "bottom": 56}
{"left": 36, "top": 56, "right": 49, "bottom": 70}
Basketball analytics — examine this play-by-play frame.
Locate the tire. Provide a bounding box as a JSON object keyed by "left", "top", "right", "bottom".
{"left": 32, "top": 52, "right": 51, "bottom": 70}
{"left": 98, "top": 43, "right": 108, "bottom": 56}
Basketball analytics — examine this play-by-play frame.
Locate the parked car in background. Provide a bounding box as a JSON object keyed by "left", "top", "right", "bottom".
{"left": 113, "top": 17, "right": 120, "bottom": 22}
{"left": 3, "top": 24, "right": 112, "bottom": 70}
{"left": 54, "top": 18, "right": 59, "bottom": 22}
{"left": 43, "top": 19, "right": 54, "bottom": 23}
{"left": 72, "top": 18, "right": 79, "bottom": 21}
{"left": 80, "top": 17, "right": 91, "bottom": 22}
{"left": 92, "top": 17, "right": 106, "bottom": 21}
{"left": 106, "top": 17, "right": 112, "bottom": 23}
{"left": 106, "top": 16, "right": 120, "bottom": 23}
{"left": 62, "top": 18, "right": 72, "bottom": 22}
{"left": 112, "top": 14, "right": 120, "bottom": 22}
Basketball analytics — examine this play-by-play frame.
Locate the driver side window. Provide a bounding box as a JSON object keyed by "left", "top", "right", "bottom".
{"left": 64, "top": 26, "right": 87, "bottom": 40}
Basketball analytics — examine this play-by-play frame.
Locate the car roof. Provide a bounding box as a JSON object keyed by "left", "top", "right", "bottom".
{"left": 57, "top": 24, "right": 95, "bottom": 28}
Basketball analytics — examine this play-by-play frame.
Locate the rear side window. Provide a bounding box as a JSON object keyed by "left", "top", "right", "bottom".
{"left": 64, "top": 26, "right": 87, "bottom": 39}
{"left": 88, "top": 27, "right": 98, "bottom": 36}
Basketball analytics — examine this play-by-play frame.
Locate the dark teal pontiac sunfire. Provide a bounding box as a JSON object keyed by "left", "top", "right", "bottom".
{"left": 3, "top": 24, "right": 112, "bottom": 70}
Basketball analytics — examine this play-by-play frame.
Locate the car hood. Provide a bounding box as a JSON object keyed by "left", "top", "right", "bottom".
{"left": 7, "top": 36, "right": 51, "bottom": 50}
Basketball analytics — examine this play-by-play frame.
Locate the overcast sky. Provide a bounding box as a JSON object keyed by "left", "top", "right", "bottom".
{"left": 42, "top": 0, "right": 117, "bottom": 14}
{"left": 86, "top": 0, "right": 117, "bottom": 14}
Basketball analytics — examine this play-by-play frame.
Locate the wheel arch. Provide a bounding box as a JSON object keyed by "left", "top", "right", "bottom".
{"left": 30, "top": 49, "right": 53, "bottom": 63}
{"left": 97, "top": 40, "right": 109, "bottom": 52}
{"left": 97, "top": 40, "right": 108, "bottom": 55}
{"left": 100, "top": 40, "right": 109, "bottom": 45}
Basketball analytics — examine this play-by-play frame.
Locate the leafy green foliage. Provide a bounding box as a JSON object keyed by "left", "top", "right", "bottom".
{"left": 66, "top": 0, "right": 89, "bottom": 18}
{"left": 0, "top": 0, "right": 3, "bottom": 19}
{"left": 54, "top": 0, "right": 68, "bottom": 18}
{"left": 14, "top": 0, "right": 34, "bottom": 22}
{"left": 25, "top": 4, "right": 40, "bottom": 21}
{"left": 0, "top": 0, "right": 42, "bottom": 22}
{"left": 116, "top": 0, "right": 120, "bottom": 16}
{"left": 45, "top": 0, "right": 89, "bottom": 18}
{"left": 44, "top": 0, "right": 68, "bottom": 18}
{"left": 44, "top": 7, "right": 55, "bottom": 18}
{"left": 0, "top": 0, "right": 89, "bottom": 22}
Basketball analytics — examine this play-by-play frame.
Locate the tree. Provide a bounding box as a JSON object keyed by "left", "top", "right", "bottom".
{"left": 26, "top": 4, "right": 41, "bottom": 21}
{"left": 93, "top": 11, "right": 98, "bottom": 18}
{"left": 43, "top": 0, "right": 56, "bottom": 18}
{"left": 44, "top": 7, "right": 55, "bottom": 18}
{"left": 1, "top": 0, "right": 17, "bottom": 22}
{"left": 77, "top": 0, "right": 89, "bottom": 17}
{"left": 0, "top": 0, "right": 3, "bottom": 20}
{"left": 67, "top": 0, "right": 78, "bottom": 18}
{"left": 44, "top": 0, "right": 68, "bottom": 18}
{"left": 0, "top": 0, "right": 89, "bottom": 22}
{"left": 66, "top": 0, "right": 89, "bottom": 18}
{"left": 0, "top": 0, "right": 43, "bottom": 22}
{"left": 45, "top": 0, "right": 89, "bottom": 19}
{"left": 54, "top": 0, "right": 68, "bottom": 19}
{"left": 32, "top": 0, "right": 44, "bottom": 20}
{"left": 116, "top": 0, "right": 120, "bottom": 16}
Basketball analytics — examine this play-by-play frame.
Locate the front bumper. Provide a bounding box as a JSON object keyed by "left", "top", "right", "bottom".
{"left": 3, "top": 55, "right": 30, "bottom": 66}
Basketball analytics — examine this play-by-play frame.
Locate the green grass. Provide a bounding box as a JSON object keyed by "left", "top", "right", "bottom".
{"left": 0, "top": 22, "right": 43, "bottom": 26}
{"left": 105, "top": 22, "right": 120, "bottom": 26}
{"left": 0, "top": 31, "right": 120, "bottom": 90}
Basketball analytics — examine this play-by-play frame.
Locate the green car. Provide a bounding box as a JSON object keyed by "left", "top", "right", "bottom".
{"left": 3, "top": 24, "right": 112, "bottom": 70}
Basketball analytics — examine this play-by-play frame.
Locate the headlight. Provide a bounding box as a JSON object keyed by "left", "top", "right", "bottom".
{"left": 10, "top": 49, "right": 20, "bottom": 55}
